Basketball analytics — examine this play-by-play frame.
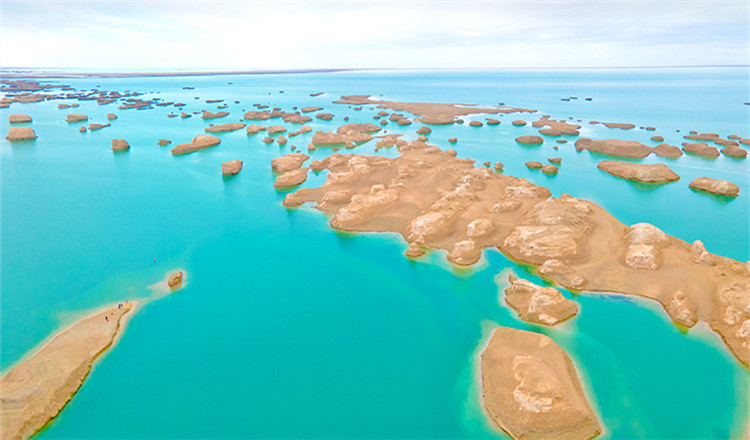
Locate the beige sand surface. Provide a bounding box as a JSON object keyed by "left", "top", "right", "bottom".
{"left": 481, "top": 327, "right": 602, "bottom": 440}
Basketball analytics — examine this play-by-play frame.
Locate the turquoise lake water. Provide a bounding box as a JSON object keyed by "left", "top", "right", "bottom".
{"left": 1, "top": 68, "right": 749, "bottom": 439}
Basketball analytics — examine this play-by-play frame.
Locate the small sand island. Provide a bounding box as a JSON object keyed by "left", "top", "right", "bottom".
{"left": 597, "top": 160, "right": 680, "bottom": 183}
{"left": 481, "top": 326, "right": 602, "bottom": 440}
{"left": 171, "top": 134, "right": 221, "bottom": 155}
{"left": 503, "top": 273, "right": 579, "bottom": 325}
{"left": 5, "top": 127, "right": 37, "bottom": 142}
{"left": 689, "top": 177, "right": 740, "bottom": 197}
{"left": 0, "top": 271, "right": 185, "bottom": 440}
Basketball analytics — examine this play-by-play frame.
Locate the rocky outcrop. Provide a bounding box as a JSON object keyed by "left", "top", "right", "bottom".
{"left": 622, "top": 223, "right": 670, "bottom": 270}
{"left": 316, "top": 113, "right": 334, "bottom": 120}
{"left": 157, "top": 139, "right": 171, "bottom": 146}
{"left": 268, "top": 126, "right": 287, "bottom": 134}
{"left": 597, "top": 160, "right": 680, "bottom": 183}
{"left": 721, "top": 145, "right": 747, "bottom": 158}
{"left": 65, "top": 114, "right": 88, "bottom": 123}
{"left": 653, "top": 143, "right": 683, "bottom": 158}
{"left": 88, "top": 123, "right": 110, "bottom": 130}
{"left": 533, "top": 117, "right": 581, "bottom": 136}
{"left": 481, "top": 327, "right": 602, "bottom": 440}
{"left": 167, "top": 271, "right": 183, "bottom": 289}
{"left": 516, "top": 136, "right": 543, "bottom": 145}
{"left": 512, "top": 120, "right": 527, "bottom": 126}
{"left": 575, "top": 138, "right": 653, "bottom": 158}
{"left": 201, "top": 111, "right": 229, "bottom": 119}
{"left": 541, "top": 165, "right": 559, "bottom": 175}
{"left": 5, "top": 127, "right": 37, "bottom": 141}
{"left": 469, "top": 121, "right": 483, "bottom": 127}
{"left": 107, "top": 113, "right": 117, "bottom": 120}
{"left": 8, "top": 114, "right": 31, "bottom": 123}
{"left": 274, "top": 168, "right": 309, "bottom": 188}
{"left": 246, "top": 125, "right": 267, "bottom": 135}
{"left": 271, "top": 153, "right": 309, "bottom": 173}
{"left": 111, "top": 139, "right": 130, "bottom": 151}
{"left": 205, "top": 123, "right": 246, "bottom": 133}
{"left": 682, "top": 142, "right": 719, "bottom": 158}
{"left": 171, "top": 134, "right": 221, "bottom": 155}
{"left": 280, "top": 142, "right": 750, "bottom": 367}
{"left": 689, "top": 177, "right": 740, "bottom": 197}
{"left": 222, "top": 160, "right": 243, "bottom": 175}
{"left": 301, "top": 106, "right": 323, "bottom": 113}
{"left": 503, "top": 274, "right": 579, "bottom": 325}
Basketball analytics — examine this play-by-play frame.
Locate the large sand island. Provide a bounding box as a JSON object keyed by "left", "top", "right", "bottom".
{"left": 481, "top": 326, "right": 602, "bottom": 440}
{"left": 282, "top": 139, "right": 750, "bottom": 368}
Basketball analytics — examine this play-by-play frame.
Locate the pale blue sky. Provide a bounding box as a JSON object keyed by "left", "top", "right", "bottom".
{"left": 1, "top": 0, "right": 747, "bottom": 69}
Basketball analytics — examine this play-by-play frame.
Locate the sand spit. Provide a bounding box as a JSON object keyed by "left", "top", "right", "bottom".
{"left": 575, "top": 138, "right": 653, "bottom": 158}
{"left": 171, "top": 134, "right": 221, "bottom": 155}
{"left": 205, "top": 123, "right": 246, "bottom": 133}
{"left": 503, "top": 273, "right": 579, "bottom": 325}
{"left": 222, "top": 160, "right": 243, "bottom": 176}
{"left": 597, "top": 160, "right": 680, "bottom": 183}
{"left": 0, "top": 302, "right": 136, "bottom": 440}
{"left": 281, "top": 140, "right": 750, "bottom": 367}
{"left": 5, "top": 127, "right": 37, "bottom": 142}
{"left": 689, "top": 177, "right": 740, "bottom": 197}
{"left": 333, "top": 95, "right": 535, "bottom": 125}
{"left": 481, "top": 327, "right": 602, "bottom": 440}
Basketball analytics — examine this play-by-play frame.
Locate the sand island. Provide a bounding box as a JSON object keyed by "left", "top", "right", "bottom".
{"left": 282, "top": 138, "right": 750, "bottom": 368}
{"left": 481, "top": 326, "right": 602, "bottom": 440}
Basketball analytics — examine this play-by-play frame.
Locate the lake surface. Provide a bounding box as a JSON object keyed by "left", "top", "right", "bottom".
{"left": 1, "top": 67, "right": 748, "bottom": 439}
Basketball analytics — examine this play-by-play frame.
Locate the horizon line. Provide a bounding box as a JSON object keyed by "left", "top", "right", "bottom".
{"left": 0, "top": 64, "right": 747, "bottom": 80}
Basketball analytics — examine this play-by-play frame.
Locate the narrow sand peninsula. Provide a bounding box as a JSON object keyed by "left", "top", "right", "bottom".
{"left": 281, "top": 139, "right": 750, "bottom": 367}
{"left": 0, "top": 271, "right": 185, "bottom": 440}
{"left": 597, "top": 160, "right": 680, "bottom": 183}
{"left": 334, "top": 95, "right": 535, "bottom": 125}
{"left": 481, "top": 326, "right": 602, "bottom": 440}
{"left": 0, "top": 302, "right": 136, "bottom": 440}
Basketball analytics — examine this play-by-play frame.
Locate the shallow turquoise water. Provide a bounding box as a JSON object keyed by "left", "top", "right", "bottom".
{"left": 1, "top": 68, "right": 748, "bottom": 439}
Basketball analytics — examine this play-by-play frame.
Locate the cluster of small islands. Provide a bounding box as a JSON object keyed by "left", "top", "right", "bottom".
{"left": 1, "top": 77, "right": 748, "bottom": 440}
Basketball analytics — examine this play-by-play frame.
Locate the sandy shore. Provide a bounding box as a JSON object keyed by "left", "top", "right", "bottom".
{"left": 0, "top": 301, "right": 137, "bottom": 440}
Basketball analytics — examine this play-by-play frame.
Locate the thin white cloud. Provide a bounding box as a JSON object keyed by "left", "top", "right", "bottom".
{"left": 0, "top": 0, "right": 747, "bottom": 69}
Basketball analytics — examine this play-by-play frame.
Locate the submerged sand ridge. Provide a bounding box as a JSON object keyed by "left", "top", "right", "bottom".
{"left": 281, "top": 140, "right": 750, "bottom": 368}
{"left": 481, "top": 326, "right": 602, "bottom": 440}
